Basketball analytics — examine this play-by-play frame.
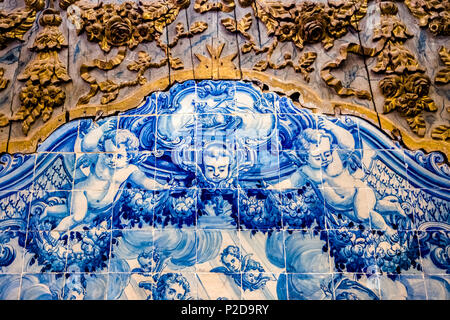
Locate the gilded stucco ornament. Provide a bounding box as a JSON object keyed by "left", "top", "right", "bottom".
{"left": 0, "top": 67, "right": 8, "bottom": 93}
{"left": 375, "top": 2, "right": 437, "bottom": 137}
{"left": 0, "top": 0, "right": 45, "bottom": 49}
{"left": 0, "top": 8, "right": 71, "bottom": 135}
{"left": 321, "top": 1, "right": 438, "bottom": 137}
{"left": 404, "top": 0, "right": 450, "bottom": 36}
{"left": 71, "top": 0, "right": 208, "bottom": 105}
{"left": 435, "top": 46, "right": 450, "bottom": 85}
{"left": 194, "top": 0, "right": 235, "bottom": 13}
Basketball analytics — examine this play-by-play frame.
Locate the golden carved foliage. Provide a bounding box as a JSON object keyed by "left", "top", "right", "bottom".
{"left": 0, "top": 0, "right": 45, "bottom": 49}
{"left": 431, "top": 125, "right": 450, "bottom": 141}
{"left": 252, "top": 0, "right": 367, "bottom": 51}
{"left": 73, "top": 0, "right": 208, "bottom": 105}
{"left": 13, "top": 8, "right": 71, "bottom": 135}
{"left": 0, "top": 67, "right": 8, "bottom": 92}
{"left": 435, "top": 46, "right": 450, "bottom": 85}
{"left": 194, "top": 0, "right": 235, "bottom": 13}
{"left": 69, "top": 0, "right": 191, "bottom": 53}
{"left": 404, "top": 0, "right": 450, "bottom": 36}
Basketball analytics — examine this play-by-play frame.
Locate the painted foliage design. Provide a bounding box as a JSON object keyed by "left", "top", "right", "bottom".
{"left": 0, "top": 80, "right": 448, "bottom": 300}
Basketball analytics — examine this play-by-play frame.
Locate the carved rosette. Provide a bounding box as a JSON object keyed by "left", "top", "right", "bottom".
{"left": 12, "top": 8, "right": 71, "bottom": 135}
{"left": 252, "top": 0, "right": 367, "bottom": 51}
{"left": 70, "top": 0, "right": 191, "bottom": 53}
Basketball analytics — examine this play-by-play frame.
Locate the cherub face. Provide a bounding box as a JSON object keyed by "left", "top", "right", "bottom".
{"left": 63, "top": 286, "right": 85, "bottom": 300}
{"left": 222, "top": 254, "right": 241, "bottom": 273}
{"left": 308, "top": 137, "right": 333, "bottom": 169}
{"left": 203, "top": 153, "right": 230, "bottom": 183}
{"left": 243, "top": 269, "right": 261, "bottom": 285}
{"left": 138, "top": 252, "right": 156, "bottom": 271}
{"left": 162, "top": 282, "right": 186, "bottom": 300}
{"left": 103, "top": 139, "right": 129, "bottom": 169}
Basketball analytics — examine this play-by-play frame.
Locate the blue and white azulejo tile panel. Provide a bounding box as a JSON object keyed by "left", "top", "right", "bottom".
{"left": 0, "top": 80, "right": 448, "bottom": 300}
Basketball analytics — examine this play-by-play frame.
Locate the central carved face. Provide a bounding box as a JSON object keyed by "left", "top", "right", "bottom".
{"left": 202, "top": 144, "right": 231, "bottom": 183}
{"left": 203, "top": 154, "right": 230, "bottom": 182}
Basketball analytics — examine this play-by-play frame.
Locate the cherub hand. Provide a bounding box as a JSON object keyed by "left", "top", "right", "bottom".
{"left": 255, "top": 179, "right": 268, "bottom": 189}
{"left": 167, "top": 173, "right": 177, "bottom": 187}
{"left": 99, "top": 119, "right": 117, "bottom": 132}
{"left": 317, "top": 117, "right": 334, "bottom": 131}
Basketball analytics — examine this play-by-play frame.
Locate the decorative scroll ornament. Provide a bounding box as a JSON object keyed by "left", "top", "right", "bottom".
{"left": 404, "top": 0, "right": 450, "bottom": 36}
{"left": 0, "top": 0, "right": 45, "bottom": 49}
{"left": 194, "top": 43, "right": 240, "bottom": 79}
{"left": 0, "top": 8, "right": 71, "bottom": 135}
{"left": 72, "top": 0, "right": 207, "bottom": 105}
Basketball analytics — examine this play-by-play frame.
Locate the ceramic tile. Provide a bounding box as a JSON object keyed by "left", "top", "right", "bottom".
{"left": 424, "top": 275, "right": 450, "bottom": 300}
{"left": 197, "top": 189, "right": 238, "bottom": 229}
{"left": 280, "top": 187, "right": 326, "bottom": 231}
{"left": 33, "top": 153, "right": 76, "bottom": 191}
{"left": 144, "top": 272, "right": 198, "bottom": 300}
{"left": 0, "top": 190, "right": 33, "bottom": 230}
{"left": 61, "top": 273, "right": 108, "bottom": 300}
{"left": 418, "top": 230, "right": 450, "bottom": 275}
{"left": 196, "top": 272, "right": 242, "bottom": 300}
{"left": 0, "top": 229, "right": 26, "bottom": 274}
{"left": 240, "top": 272, "right": 279, "bottom": 300}
{"left": 195, "top": 230, "right": 240, "bottom": 273}
{"left": 19, "top": 273, "right": 65, "bottom": 300}
{"left": 0, "top": 80, "right": 448, "bottom": 300}
{"left": 332, "top": 273, "right": 381, "bottom": 300}
{"left": 0, "top": 154, "right": 36, "bottom": 192}
{"left": 286, "top": 273, "right": 336, "bottom": 300}
{"left": 0, "top": 274, "right": 21, "bottom": 300}
{"left": 378, "top": 274, "right": 427, "bottom": 300}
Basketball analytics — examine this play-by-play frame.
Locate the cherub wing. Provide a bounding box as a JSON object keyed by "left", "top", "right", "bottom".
{"left": 33, "top": 153, "right": 75, "bottom": 191}
{"left": 210, "top": 266, "right": 231, "bottom": 275}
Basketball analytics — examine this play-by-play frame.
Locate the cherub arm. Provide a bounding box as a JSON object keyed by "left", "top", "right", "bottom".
{"left": 129, "top": 169, "right": 167, "bottom": 190}
{"left": 81, "top": 120, "right": 116, "bottom": 152}
{"left": 319, "top": 118, "right": 355, "bottom": 150}
{"left": 267, "top": 169, "right": 307, "bottom": 189}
